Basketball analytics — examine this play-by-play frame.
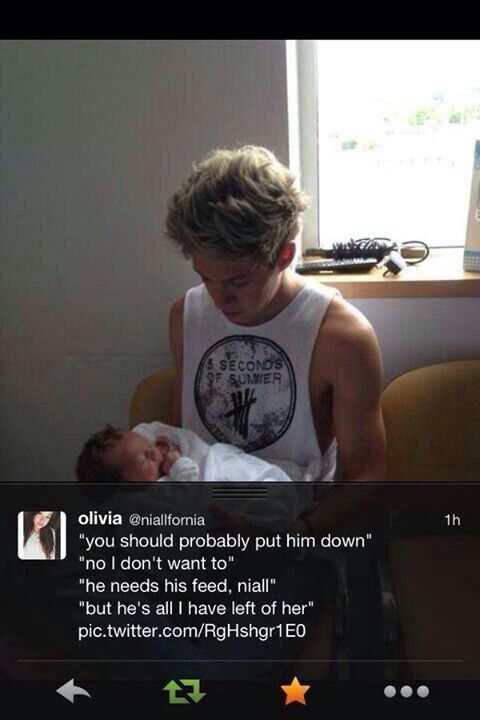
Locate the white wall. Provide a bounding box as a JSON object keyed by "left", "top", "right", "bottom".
{"left": 1, "top": 40, "right": 479, "bottom": 482}
{"left": 0, "top": 40, "right": 289, "bottom": 482}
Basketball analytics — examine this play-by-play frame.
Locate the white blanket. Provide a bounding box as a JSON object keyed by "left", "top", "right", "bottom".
{"left": 134, "top": 421, "right": 323, "bottom": 482}
{"left": 132, "top": 422, "right": 326, "bottom": 531}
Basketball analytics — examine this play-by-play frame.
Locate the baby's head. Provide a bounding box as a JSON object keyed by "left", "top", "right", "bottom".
{"left": 76, "top": 425, "right": 170, "bottom": 483}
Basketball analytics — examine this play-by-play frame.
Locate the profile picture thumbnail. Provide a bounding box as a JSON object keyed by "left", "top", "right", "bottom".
{"left": 17, "top": 511, "right": 66, "bottom": 560}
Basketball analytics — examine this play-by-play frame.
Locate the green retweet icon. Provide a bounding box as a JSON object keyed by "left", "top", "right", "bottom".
{"left": 163, "top": 679, "right": 206, "bottom": 704}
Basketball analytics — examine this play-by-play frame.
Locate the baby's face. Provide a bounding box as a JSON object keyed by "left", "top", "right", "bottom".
{"left": 106, "top": 432, "right": 169, "bottom": 482}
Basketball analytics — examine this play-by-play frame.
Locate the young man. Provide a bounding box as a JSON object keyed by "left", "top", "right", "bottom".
{"left": 165, "top": 146, "right": 386, "bottom": 532}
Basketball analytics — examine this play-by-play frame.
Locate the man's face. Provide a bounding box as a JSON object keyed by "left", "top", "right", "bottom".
{"left": 106, "top": 432, "right": 167, "bottom": 482}
{"left": 191, "top": 251, "right": 283, "bottom": 326}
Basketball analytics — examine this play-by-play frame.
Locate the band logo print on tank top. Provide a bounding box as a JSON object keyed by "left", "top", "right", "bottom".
{"left": 194, "top": 335, "right": 297, "bottom": 452}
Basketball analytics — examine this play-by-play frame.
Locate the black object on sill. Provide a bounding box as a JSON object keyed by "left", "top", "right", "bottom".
{"left": 296, "top": 258, "right": 378, "bottom": 274}
{"left": 305, "top": 238, "right": 430, "bottom": 264}
{"left": 305, "top": 238, "right": 397, "bottom": 262}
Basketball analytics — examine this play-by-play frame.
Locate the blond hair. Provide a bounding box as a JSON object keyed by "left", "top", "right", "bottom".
{"left": 165, "top": 146, "right": 309, "bottom": 267}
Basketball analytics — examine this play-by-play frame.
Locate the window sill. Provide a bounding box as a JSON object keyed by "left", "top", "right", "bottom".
{"left": 299, "top": 248, "right": 480, "bottom": 299}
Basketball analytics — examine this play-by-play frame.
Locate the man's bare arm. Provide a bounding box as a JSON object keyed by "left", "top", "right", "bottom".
{"left": 296, "top": 302, "right": 386, "bottom": 535}
{"left": 168, "top": 297, "right": 184, "bottom": 427}
{"left": 330, "top": 305, "right": 386, "bottom": 482}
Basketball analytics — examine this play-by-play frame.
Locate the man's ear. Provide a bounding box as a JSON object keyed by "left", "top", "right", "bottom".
{"left": 277, "top": 241, "right": 297, "bottom": 270}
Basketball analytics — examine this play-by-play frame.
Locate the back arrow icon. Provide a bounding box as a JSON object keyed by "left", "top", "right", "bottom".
{"left": 56, "top": 679, "right": 92, "bottom": 704}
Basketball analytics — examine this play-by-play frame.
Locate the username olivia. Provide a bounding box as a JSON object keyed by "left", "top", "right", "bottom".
{"left": 78, "top": 511, "right": 205, "bottom": 526}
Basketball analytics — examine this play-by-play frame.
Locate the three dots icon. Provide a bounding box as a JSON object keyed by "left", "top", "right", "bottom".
{"left": 384, "top": 685, "right": 429, "bottom": 699}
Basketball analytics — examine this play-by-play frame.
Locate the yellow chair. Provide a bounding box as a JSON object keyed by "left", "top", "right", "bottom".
{"left": 380, "top": 360, "right": 480, "bottom": 681}
{"left": 381, "top": 359, "right": 480, "bottom": 483}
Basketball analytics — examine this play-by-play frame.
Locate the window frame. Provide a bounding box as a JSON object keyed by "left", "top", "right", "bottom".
{"left": 290, "top": 39, "right": 476, "bottom": 254}
{"left": 287, "top": 39, "right": 318, "bottom": 253}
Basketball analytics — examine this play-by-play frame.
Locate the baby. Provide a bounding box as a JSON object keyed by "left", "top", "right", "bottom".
{"left": 76, "top": 421, "right": 327, "bottom": 530}
{"left": 76, "top": 424, "right": 200, "bottom": 484}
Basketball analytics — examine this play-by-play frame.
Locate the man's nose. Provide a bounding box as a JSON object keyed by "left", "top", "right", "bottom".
{"left": 210, "top": 285, "right": 236, "bottom": 309}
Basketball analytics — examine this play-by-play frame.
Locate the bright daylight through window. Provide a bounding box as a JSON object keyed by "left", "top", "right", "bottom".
{"left": 315, "top": 40, "right": 480, "bottom": 248}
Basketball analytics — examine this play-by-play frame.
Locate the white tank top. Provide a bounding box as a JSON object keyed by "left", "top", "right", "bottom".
{"left": 182, "top": 281, "right": 340, "bottom": 478}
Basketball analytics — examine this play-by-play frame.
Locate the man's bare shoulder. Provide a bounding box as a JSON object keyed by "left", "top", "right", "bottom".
{"left": 322, "top": 295, "right": 375, "bottom": 341}
{"left": 169, "top": 297, "right": 185, "bottom": 363}
{"left": 169, "top": 296, "right": 185, "bottom": 322}
{"left": 169, "top": 297, "right": 185, "bottom": 426}
{"left": 315, "top": 295, "right": 381, "bottom": 375}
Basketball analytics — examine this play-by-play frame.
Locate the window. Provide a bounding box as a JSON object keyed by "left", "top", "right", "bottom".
{"left": 294, "top": 40, "right": 480, "bottom": 251}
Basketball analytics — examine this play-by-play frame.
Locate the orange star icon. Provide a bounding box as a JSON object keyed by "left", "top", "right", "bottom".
{"left": 281, "top": 676, "right": 310, "bottom": 706}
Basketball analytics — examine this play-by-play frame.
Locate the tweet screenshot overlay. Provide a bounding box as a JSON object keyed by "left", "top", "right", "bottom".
{"left": 1, "top": 482, "right": 479, "bottom": 711}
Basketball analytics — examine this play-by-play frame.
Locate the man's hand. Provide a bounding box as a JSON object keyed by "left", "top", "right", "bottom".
{"left": 291, "top": 501, "right": 320, "bottom": 536}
